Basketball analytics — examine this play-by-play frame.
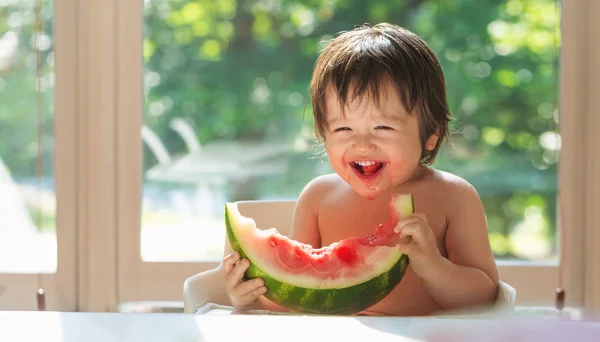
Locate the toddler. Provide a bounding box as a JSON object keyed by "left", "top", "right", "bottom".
{"left": 220, "top": 23, "right": 499, "bottom": 316}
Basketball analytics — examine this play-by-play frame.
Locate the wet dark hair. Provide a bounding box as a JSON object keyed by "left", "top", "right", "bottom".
{"left": 309, "top": 23, "right": 452, "bottom": 165}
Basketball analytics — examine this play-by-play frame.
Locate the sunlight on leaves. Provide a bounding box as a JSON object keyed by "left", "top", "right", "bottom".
{"left": 192, "top": 21, "right": 211, "bottom": 37}
{"left": 510, "top": 205, "right": 552, "bottom": 260}
{"left": 526, "top": 30, "right": 554, "bottom": 54}
{"left": 482, "top": 127, "right": 505, "bottom": 146}
{"left": 253, "top": 12, "right": 273, "bottom": 38}
{"left": 489, "top": 232, "right": 511, "bottom": 256}
{"left": 181, "top": 2, "right": 206, "bottom": 24}
{"left": 488, "top": 0, "right": 560, "bottom": 56}
{"left": 495, "top": 69, "right": 518, "bottom": 87}
{"left": 291, "top": 6, "right": 316, "bottom": 36}
{"left": 199, "top": 39, "right": 221, "bottom": 60}
{"left": 505, "top": 0, "right": 523, "bottom": 16}
{"left": 216, "top": 0, "right": 236, "bottom": 18}
{"left": 216, "top": 21, "right": 234, "bottom": 41}
{"left": 539, "top": 131, "right": 561, "bottom": 151}
{"left": 506, "top": 132, "right": 535, "bottom": 150}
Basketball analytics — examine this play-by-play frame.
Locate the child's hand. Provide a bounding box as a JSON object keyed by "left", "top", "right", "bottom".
{"left": 394, "top": 213, "right": 443, "bottom": 279}
{"left": 223, "top": 251, "right": 267, "bottom": 310}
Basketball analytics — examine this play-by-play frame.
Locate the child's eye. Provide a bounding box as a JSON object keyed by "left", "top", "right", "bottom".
{"left": 333, "top": 127, "right": 351, "bottom": 132}
{"left": 375, "top": 126, "right": 393, "bottom": 130}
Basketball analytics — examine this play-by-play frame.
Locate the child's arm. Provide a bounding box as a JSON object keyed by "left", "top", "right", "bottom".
{"left": 287, "top": 176, "right": 325, "bottom": 248}
{"left": 183, "top": 264, "right": 230, "bottom": 313}
{"left": 425, "top": 181, "right": 499, "bottom": 309}
{"left": 184, "top": 235, "right": 279, "bottom": 313}
{"left": 395, "top": 180, "right": 499, "bottom": 311}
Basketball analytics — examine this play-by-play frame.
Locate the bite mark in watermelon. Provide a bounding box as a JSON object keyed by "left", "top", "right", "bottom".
{"left": 225, "top": 193, "right": 414, "bottom": 314}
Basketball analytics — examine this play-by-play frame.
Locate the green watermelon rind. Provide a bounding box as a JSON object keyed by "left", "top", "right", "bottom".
{"left": 224, "top": 195, "right": 413, "bottom": 315}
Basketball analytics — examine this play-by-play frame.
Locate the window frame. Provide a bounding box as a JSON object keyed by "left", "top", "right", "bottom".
{"left": 16, "top": 0, "right": 594, "bottom": 313}
{"left": 0, "top": 0, "right": 78, "bottom": 311}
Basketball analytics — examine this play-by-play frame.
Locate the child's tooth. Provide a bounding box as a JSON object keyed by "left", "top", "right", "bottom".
{"left": 356, "top": 161, "right": 376, "bottom": 166}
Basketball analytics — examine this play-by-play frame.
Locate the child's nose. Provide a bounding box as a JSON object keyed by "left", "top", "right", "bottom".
{"left": 352, "top": 134, "right": 375, "bottom": 152}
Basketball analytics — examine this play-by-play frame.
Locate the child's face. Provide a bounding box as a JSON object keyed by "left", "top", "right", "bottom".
{"left": 323, "top": 82, "right": 436, "bottom": 199}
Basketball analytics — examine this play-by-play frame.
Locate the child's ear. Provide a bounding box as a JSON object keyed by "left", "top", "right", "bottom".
{"left": 425, "top": 133, "right": 439, "bottom": 151}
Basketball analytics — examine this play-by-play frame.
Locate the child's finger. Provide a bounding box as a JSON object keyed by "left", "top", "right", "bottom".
{"left": 395, "top": 221, "right": 423, "bottom": 241}
{"left": 232, "top": 258, "right": 250, "bottom": 280}
{"left": 234, "top": 278, "right": 265, "bottom": 297}
{"left": 225, "top": 258, "right": 249, "bottom": 289}
{"left": 242, "top": 286, "right": 267, "bottom": 302}
{"left": 393, "top": 216, "right": 426, "bottom": 234}
{"left": 395, "top": 243, "right": 413, "bottom": 256}
{"left": 223, "top": 252, "right": 240, "bottom": 274}
{"left": 231, "top": 284, "right": 266, "bottom": 308}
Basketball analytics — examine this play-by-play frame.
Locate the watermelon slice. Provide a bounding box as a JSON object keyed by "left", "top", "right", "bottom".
{"left": 225, "top": 193, "right": 414, "bottom": 315}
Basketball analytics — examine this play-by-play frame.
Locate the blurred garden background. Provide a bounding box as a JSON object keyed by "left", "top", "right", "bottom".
{"left": 0, "top": 0, "right": 561, "bottom": 267}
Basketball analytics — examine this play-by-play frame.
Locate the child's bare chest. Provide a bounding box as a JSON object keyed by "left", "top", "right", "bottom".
{"left": 317, "top": 202, "right": 387, "bottom": 243}
{"left": 316, "top": 192, "right": 449, "bottom": 256}
{"left": 314, "top": 190, "right": 450, "bottom": 315}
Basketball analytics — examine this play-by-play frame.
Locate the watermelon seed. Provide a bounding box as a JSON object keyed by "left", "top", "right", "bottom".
{"left": 270, "top": 239, "right": 277, "bottom": 247}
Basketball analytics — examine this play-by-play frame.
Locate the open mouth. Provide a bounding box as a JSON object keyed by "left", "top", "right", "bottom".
{"left": 351, "top": 160, "right": 385, "bottom": 179}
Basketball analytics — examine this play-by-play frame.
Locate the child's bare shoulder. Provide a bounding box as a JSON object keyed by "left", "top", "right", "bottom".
{"left": 294, "top": 173, "right": 344, "bottom": 213}
{"left": 291, "top": 173, "right": 347, "bottom": 246}
{"left": 426, "top": 168, "right": 479, "bottom": 196}
{"left": 418, "top": 168, "right": 483, "bottom": 215}
{"left": 298, "top": 173, "right": 348, "bottom": 201}
{"left": 294, "top": 173, "right": 350, "bottom": 219}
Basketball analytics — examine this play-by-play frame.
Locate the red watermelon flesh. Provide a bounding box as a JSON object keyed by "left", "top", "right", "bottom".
{"left": 251, "top": 207, "right": 404, "bottom": 280}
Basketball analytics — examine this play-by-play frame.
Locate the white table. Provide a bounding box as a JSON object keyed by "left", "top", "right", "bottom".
{"left": 1, "top": 310, "right": 599, "bottom": 342}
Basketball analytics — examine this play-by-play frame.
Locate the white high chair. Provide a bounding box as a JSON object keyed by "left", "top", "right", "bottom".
{"left": 182, "top": 199, "right": 517, "bottom": 314}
